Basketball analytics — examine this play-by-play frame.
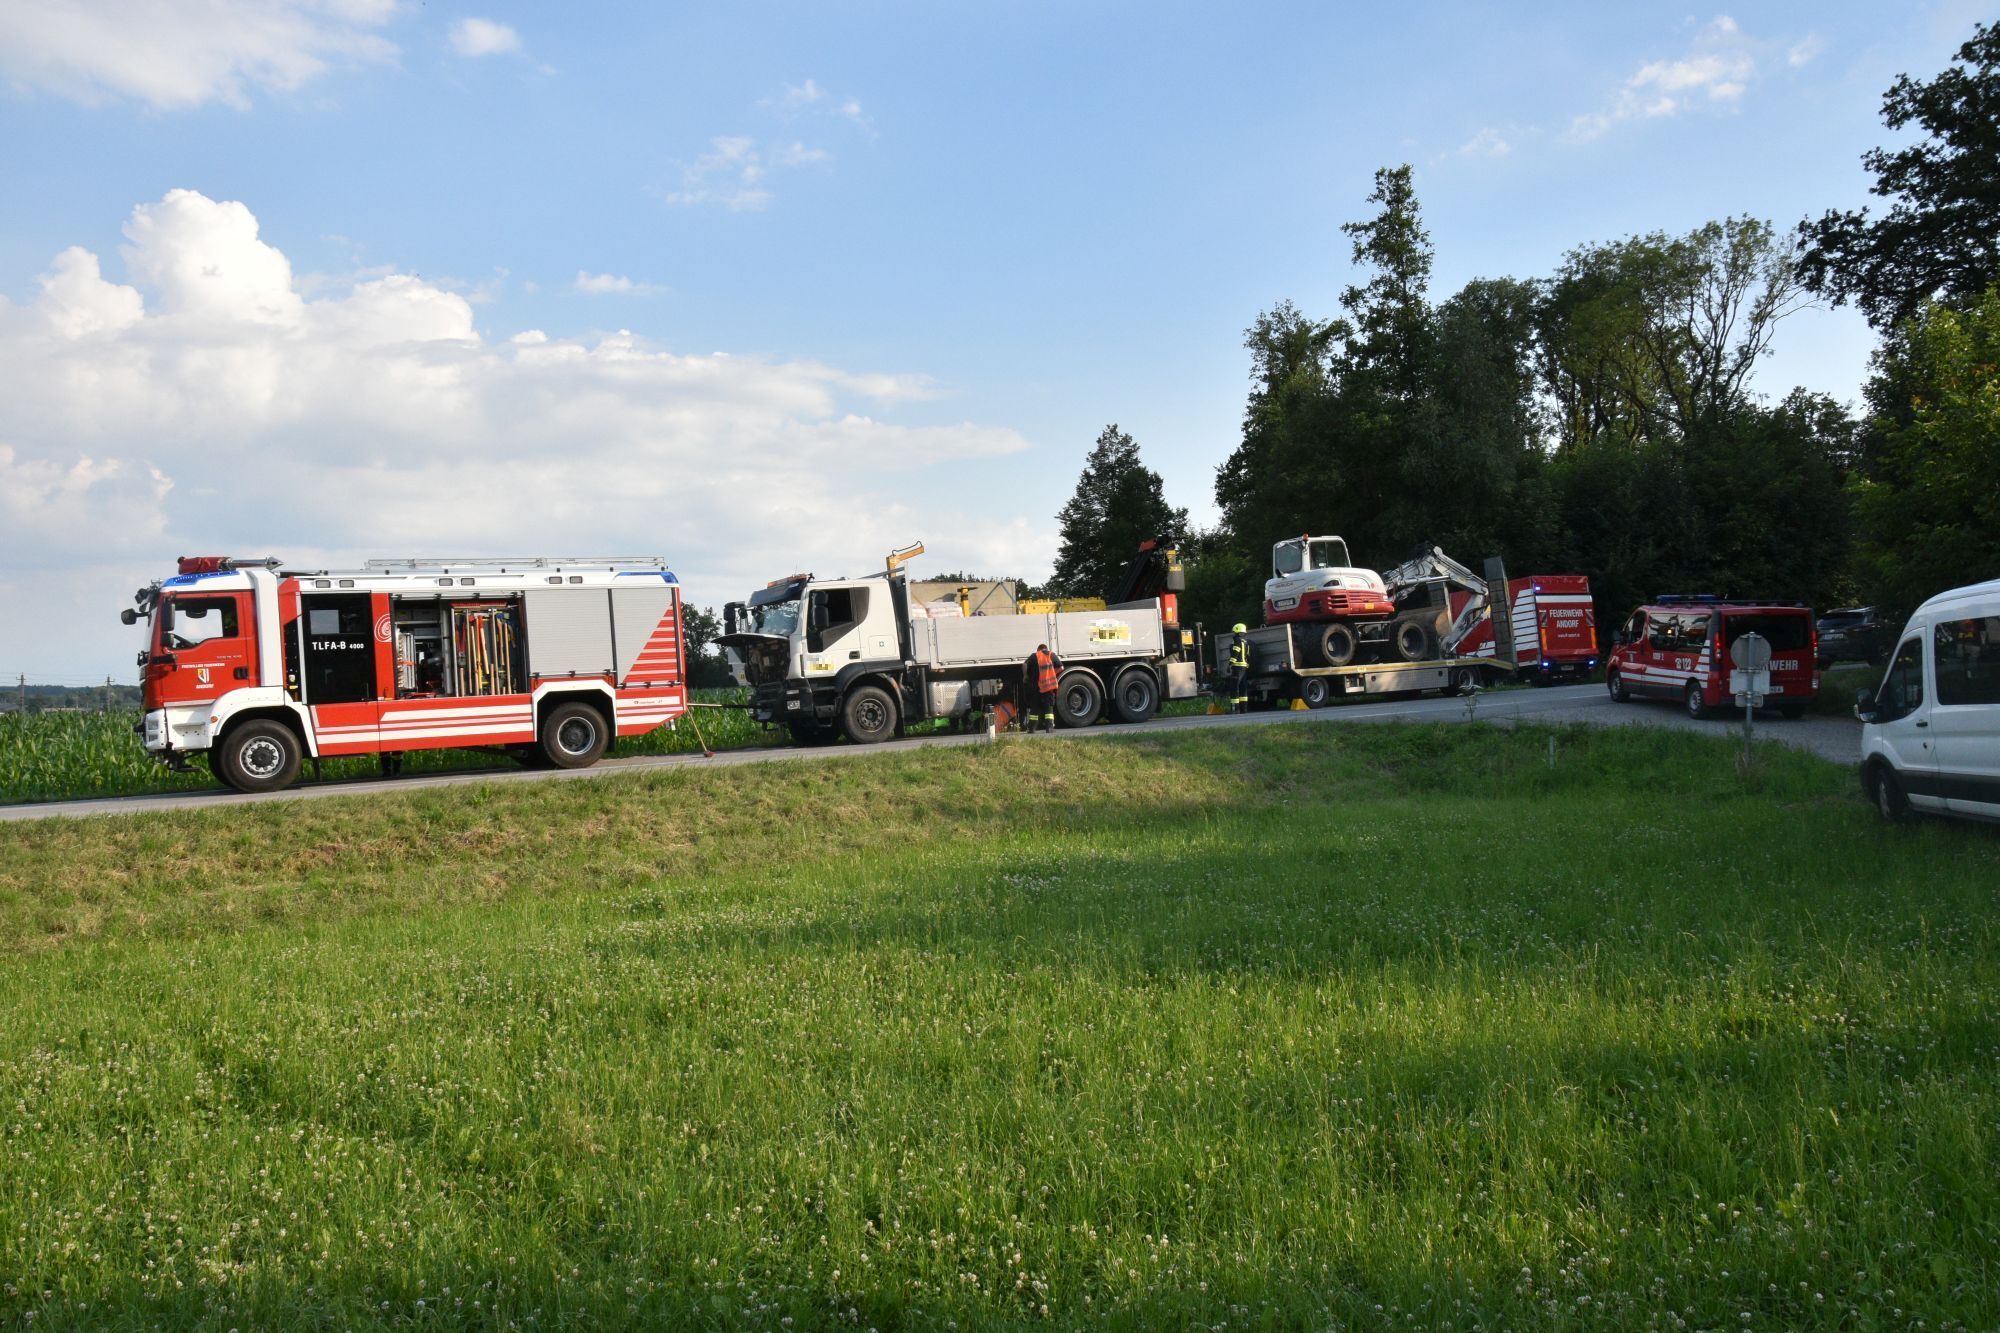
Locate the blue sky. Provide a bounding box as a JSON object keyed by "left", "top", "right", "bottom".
{"left": 0, "top": 0, "right": 1986, "bottom": 676}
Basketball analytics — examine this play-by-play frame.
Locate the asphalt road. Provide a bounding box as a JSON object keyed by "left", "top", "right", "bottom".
{"left": 0, "top": 683, "right": 1860, "bottom": 824}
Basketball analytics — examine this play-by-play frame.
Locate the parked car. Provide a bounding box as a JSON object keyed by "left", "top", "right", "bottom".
{"left": 1857, "top": 578, "right": 2000, "bottom": 824}
{"left": 1816, "top": 605, "right": 1895, "bottom": 667}
{"left": 1606, "top": 595, "right": 1818, "bottom": 720}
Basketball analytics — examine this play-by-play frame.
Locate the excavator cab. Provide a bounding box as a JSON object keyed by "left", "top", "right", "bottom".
{"left": 1272, "top": 536, "right": 1353, "bottom": 578}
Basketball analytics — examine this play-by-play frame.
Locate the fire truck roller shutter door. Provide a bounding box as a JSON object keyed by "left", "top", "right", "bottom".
{"left": 611, "top": 584, "right": 680, "bottom": 685}
{"left": 523, "top": 588, "right": 615, "bottom": 678}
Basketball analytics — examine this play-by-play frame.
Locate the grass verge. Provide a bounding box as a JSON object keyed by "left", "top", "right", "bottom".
{"left": 0, "top": 723, "right": 1994, "bottom": 1329}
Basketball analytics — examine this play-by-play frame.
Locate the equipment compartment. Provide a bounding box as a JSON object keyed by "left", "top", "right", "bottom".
{"left": 391, "top": 595, "right": 525, "bottom": 698}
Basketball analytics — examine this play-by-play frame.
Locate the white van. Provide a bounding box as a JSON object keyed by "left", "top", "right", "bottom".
{"left": 1857, "top": 578, "right": 2000, "bottom": 823}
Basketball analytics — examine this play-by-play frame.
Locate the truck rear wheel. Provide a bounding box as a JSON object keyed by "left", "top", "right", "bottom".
{"left": 1110, "top": 667, "right": 1159, "bottom": 723}
{"left": 841, "top": 685, "right": 898, "bottom": 745}
{"left": 1055, "top": 670, "right": 1104, "bottom": 728}
{"left": 1298, "top": 676, "right": 1333, "bottom": 708}
{"left": 540, "top": 701, "right": 609, "bottom": 768}
{"left": 217, "top": 719, "right": 302, "bottom": 793}
{"left": 1315, "top": 622, "right": 1359, "bottom": 667}
{"left": 1391, "top": 616, "right": 1436, "bottom": 662}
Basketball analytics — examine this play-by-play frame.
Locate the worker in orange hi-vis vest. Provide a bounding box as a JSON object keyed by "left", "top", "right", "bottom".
{"left": 1022, "top": 643, "right": 1061, "bottom": 733}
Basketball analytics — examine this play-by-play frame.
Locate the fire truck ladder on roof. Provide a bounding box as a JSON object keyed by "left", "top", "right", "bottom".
{"left": 364, "top": 556, "right": 673, "bottom": 573}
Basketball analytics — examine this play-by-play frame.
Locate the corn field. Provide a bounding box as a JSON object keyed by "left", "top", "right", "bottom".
{"left": 0, "top": 691, "right": 780, "bottom": 805}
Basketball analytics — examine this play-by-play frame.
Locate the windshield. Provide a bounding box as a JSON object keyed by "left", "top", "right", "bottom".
{"left": 1308, "top": 538, "right": 1351, "bottom": 570}
{"left": 746, "top": 594, "right": 801, "bottom": 638}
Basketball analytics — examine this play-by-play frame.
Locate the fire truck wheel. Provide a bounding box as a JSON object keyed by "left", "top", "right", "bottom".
{"left": 1110, "top": 667, "right": 1159, "bottom": 723}
{"left": 1444, "top": 667, "right": 1476, "bottom": 698}
{"left": 1391, "top": 616, "right": 1436, "bottom": 662}
{"left": 1298, "top": 676, "right": 1333, "bottom": 708}
{"left": 1607, "top": 670, "right": 1630, "bottom": 702}
{"left": 540, "top": 701, "right": 609, "bottom": 768}
{"left": 1684, "top": 681, "right": 1713, "bottom": 720}
{"left": 218, "top": 720, "right": 302, "bottom": 793}
{"left": 1055, "top": 670, "right": 1104, "bottom": 728}
{"left": 841, "top": 685, "right": 899, "bottom": 745}
{"left": 1315, "top": 622, "right": 1359, "bottom": 667}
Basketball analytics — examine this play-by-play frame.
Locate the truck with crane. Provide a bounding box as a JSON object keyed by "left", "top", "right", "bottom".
{"left": 120, "top": 554, "right": 690, "bottom": 792}
{"left": 720, "top": 541, "right": 1200, "bottom": 743}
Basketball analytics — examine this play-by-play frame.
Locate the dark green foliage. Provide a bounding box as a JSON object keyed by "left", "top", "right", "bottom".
{"left": 1049, "top": 424, "right": 1187, "bottom": 598}
{"left": 1206, "top": 163, "right": 1867, "bottom": 630}
{"left": 1854, "top": 288, "right": 2000, "bottom": 612}
{"left": 1799, "top": 23, "right": 2000, "bottom": 329}
{"left": 681, "top": 603, "right": 734, "bottom": 688}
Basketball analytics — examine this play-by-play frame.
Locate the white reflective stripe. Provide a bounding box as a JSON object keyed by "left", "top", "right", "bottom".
{"left": 1531, "top": 594, "right": 1594, "bottom": 605}
{"left": 380, "top": 705, "right": 533, "bottom": 722}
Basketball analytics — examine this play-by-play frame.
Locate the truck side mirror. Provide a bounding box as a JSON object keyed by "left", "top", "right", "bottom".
{"left": 120, "top": 607, "right": 138, "bottom": 625}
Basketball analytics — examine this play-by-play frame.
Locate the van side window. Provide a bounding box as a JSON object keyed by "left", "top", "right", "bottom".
{"left": 1678, "top": 614, "right": 1711, "bottom": 651}
{"left": 1877, "top": 637, "right": 1926, "bottom": 720}
{"left": 1648, "top": 615, "right": 1677, "bottom": 650}
{"left": 1935, "top": 616, "right": 2000, "bottom": 706}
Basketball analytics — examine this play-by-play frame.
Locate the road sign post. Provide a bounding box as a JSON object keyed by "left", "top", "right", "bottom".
{"left": 1728, "top": 632, "right": 1771, "bottom": 766}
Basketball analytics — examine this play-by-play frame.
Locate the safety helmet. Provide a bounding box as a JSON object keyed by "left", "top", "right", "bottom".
{"left": 1232, "top": 623, "right": 1246, "bottom": 634}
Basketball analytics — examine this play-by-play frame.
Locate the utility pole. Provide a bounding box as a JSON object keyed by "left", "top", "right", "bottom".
{"left": 16, "top": 673, "right": 25, "bottom": 715}
{"left": 104, "top": 675, "right": 114, "bottom": 712}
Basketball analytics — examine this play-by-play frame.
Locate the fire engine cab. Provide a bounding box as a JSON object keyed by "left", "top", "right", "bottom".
{"left": 122, "top": 555, "right": 688, "bottom": 792}
{"left": 1605, "top": 595, "right": 1819, "bottom": 720}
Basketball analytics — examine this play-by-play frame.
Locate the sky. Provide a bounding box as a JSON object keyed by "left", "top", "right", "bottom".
{"left": 0, "top": 0, "right": 1989, "bottom": 679}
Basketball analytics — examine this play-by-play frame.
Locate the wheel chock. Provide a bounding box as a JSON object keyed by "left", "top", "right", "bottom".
{"left": 1290, "top": 697, "right": 1310, "bottom": 710}
{"left": 1206, "top": 701, "right": 1227, "bottom": 715}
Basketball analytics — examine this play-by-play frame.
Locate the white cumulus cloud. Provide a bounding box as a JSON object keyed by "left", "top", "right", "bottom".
{"left": 0, "top": 0, "right": 397, "bottom": 109}
{"left": 448, "top": 17, "right": 519, "bottom": 58}
{"left": 1567, "top": 15, "right": 1759, "bottom": 142}
{"left": 1457, "top": 127, "right": 1511, "bottom": 158}
{"left": 574, "top": 271, "right": 653, "bottom": 295}
{"left": 0, "top": 191, "right": 1037, "bottom": 676}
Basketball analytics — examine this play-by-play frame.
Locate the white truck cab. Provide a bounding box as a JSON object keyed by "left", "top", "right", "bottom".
{"left": 1857, "top": 577, "right": 2000, "bottom": 823}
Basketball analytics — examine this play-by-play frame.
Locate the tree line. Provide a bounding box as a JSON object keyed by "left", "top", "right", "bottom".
{"left": 1048, "top": 22, "right": 2000, "bottom": 635}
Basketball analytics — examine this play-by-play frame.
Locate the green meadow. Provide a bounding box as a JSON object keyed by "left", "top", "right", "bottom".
{"left": 0, "top": 723, "right": 1993, "bottom": 1329}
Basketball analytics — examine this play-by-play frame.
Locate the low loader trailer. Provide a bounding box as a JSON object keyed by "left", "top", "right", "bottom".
{"left": 1219, "top": 546, "right": 1522, "bottom": 707}
{"left": 1217, "top": 624, "right": 1501, "bottom": 709}
{"left": 721, "top": 542, "right": 1201, "bottom": 743}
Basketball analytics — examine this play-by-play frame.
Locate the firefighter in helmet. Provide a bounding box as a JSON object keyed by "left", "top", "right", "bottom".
{"left": 1023, "top": 642, "right": 1061, "bottom": 733}
{"left": 1228, "top": 623, "right": 1251, "bottom": 713}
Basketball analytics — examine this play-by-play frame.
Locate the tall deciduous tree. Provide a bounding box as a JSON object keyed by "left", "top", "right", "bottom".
{"left": 1049, "top": 425, "right": 1186, "bottom": 598}
{"left": 1537, "top": 219, "right": 1808, "bottom": 451}
{"left": 1799, "top": 23, "right": 2000, "bottom": 329}
{"left": 1855, "top": 288, "right": 2000, "bottom": 611}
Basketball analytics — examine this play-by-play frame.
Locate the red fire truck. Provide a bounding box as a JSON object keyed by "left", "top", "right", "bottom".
{"left": 1451, "top": 574, "right": 1599, "bottom": 683}
{"left": 122, "top": 555, "right": 688, "bottom": 792}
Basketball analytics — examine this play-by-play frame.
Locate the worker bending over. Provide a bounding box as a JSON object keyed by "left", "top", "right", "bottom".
{"left": 1023, "top": 642, "right": 1061, "bottom": 733}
